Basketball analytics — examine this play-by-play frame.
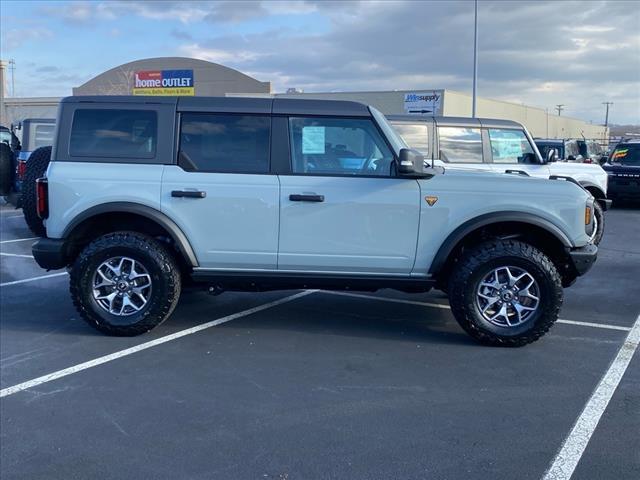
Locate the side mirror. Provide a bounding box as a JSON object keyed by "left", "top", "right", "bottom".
{"left": 398, "top": 148, "right": 424, "bottom": 175}
{"left": 598, "top": 155, "right": 608, "bottom": 166}
{"left": 545, "top": 148, "right": 559, "bottom": 163}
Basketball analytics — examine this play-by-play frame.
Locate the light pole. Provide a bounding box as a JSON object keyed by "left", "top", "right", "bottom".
{"left": 472, "top": 0, "right": 478, "bottom": 118}
{"left": 556, "top": 104, "right": 565, "bottom": 116}
{"left": 602, "top": 102, "right": 613, "bottom": 127}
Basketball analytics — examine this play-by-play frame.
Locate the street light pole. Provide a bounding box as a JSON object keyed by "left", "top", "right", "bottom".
{"left": 602, "top": 102, "right": 613, "bottom": 127}
{"left": 472, "top": 0, "right": 478, "bottom": 118}
{"left": 555, "top": 104, "right": 564, "bottom": 116}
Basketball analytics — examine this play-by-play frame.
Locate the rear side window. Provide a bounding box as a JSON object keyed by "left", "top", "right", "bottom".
{"left": 179, "top": 114, "right": 270, "bottom": 173}
{"left": 488, "top": 128, "right": 536, "bottom": 164}
{"left": 70, "top": 109, "right": 157, "bottom": 158}
{"left": 391, "top": 122, "right": 429, "bottom": 156}
{"left": 33, "top": 124, "right": 55, "bottom": 149}
{"left": 437, "top": 127, "right": 483, "bottom": 163}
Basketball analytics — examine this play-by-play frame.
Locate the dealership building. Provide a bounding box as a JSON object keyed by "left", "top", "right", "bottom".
{"left": 1, "top": 56, "right": 607, "bottom": 140}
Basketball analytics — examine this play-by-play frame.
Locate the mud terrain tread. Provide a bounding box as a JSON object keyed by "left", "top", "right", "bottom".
{"left": 22, "top": 146, "right": 52, "bottom": 237}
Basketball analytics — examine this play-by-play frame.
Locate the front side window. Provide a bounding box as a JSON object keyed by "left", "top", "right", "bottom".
{"left": 179, "top": 114, "right": 270, "bottom": 173}
{"left": 437, "top": 127, "right": 483, "bottom": 163}
{"left": 391, "top": 122, "right": 429, "bottom": 156}
{"left": 489, "top": 128, "right": 536, "bottom": 164}
{"left": 289, "top": 117, "right": 394, "bottom": 176}
{"left": 70, "top": 109, "right": 157, "bottom": 158}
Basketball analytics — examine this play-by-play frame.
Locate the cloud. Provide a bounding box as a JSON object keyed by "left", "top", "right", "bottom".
{"left": 1, "top": 26, "right": 54, "bottom": 51}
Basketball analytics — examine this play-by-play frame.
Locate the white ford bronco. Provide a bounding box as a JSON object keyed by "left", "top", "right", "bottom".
{"left": 388, "top": 115, "right": 611, "bottom": 244}
{"left": 32, "top": 96, "right": 597, "bottom": 346}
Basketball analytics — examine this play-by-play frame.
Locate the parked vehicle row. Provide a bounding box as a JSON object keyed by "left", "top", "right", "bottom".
{"left": 388, "top": 115, "right": 610, "bottom": 244}
{"left": 29, "top": 96, "right": 598, "bottom": 347}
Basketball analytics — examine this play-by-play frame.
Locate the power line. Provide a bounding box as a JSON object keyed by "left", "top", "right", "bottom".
{"left": 555, "top": 104, "right": 565, "bottom": 116}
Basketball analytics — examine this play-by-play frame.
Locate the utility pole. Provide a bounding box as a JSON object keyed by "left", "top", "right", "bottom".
{"left": 471, "top": 0, "right": 478, "bottom": 118}
{"left": 555, "top": 104, "right": 565, "bottom": 116}
{"left": 602, "top": 102, "right": 613, "bottom": 127}
{"left": 8, "top": 59, "right": 15, "bottom": 97}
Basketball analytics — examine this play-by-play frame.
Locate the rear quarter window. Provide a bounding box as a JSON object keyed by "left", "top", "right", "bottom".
{"left": 69, "top": 109, "right": 157, "bottom": 158}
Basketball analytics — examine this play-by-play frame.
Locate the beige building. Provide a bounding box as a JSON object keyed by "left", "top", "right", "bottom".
{"left": 1, "top": 57, "right": 606, "bottom": 141}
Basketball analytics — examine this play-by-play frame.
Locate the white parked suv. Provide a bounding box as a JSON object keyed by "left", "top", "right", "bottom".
{"left": 388, "top": 115, "right": 611, "bottom": 244}
{"left": 31, "top": 96, "right": 597, "bottom": 346}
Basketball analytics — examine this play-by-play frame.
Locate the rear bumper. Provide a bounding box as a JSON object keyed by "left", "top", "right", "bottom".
{"left": 32, "top": 238, "right": 68, "bottom": 270}
{"left": 568, "top": 244, "right": 598, "bottom": 277}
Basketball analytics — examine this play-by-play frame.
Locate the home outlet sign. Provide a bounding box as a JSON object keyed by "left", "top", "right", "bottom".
{"left": 132, "top": 70, "right": 195, "bottom": 96}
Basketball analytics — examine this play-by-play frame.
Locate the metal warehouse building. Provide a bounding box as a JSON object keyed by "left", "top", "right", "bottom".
{"left": 1, "top": 56, "right": 607, "bottom": 140}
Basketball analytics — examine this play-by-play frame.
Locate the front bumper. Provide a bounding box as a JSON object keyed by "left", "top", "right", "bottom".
{"left": 32, "top": 238, "right": 68, "bottom": 270}
{"left": 568, "top": 244, "right": 598, "bottom": 276}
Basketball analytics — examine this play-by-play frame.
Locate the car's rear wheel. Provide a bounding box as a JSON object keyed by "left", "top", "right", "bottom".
{"left": 447, "top": 240, "right": 563, "bottom": 347}
{"left": 70, "top": 232, "right": 182, "bottom": 336}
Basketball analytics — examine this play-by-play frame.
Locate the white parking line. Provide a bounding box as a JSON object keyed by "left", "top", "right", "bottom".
{"left": 0, "top": 252, "right": 34, "bottom": 259}
{"left": 321, "top": 291, "right": 632, "bottom": 332}
{"left": 0, "top": 272, "right": 68, "bottom": 287}
{"left": 542, "top": 313, "right": 640, "bottom": 480}
{"left": 0, "top": 290, "right": 315, "bottom": 398}
{"left": 0, "top": 237, "right": 38, "bottom": 244}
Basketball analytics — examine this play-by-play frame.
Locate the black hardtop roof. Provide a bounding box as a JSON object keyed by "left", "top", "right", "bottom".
{"left": 61, "top": 96, "right": 371, "bottom": 117}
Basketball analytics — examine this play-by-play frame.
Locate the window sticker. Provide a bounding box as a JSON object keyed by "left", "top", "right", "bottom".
{"left": 302, "top": 126, "right": 325, "bottom": 154}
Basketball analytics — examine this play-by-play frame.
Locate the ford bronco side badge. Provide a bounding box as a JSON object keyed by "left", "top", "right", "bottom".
{"left": 425, "top": 195, "right": 438, "bottom": 206}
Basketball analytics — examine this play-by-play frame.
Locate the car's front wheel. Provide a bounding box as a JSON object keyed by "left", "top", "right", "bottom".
{"left": 447, "top": 240, "right": 563, "bottom": 347}
{"left": 70, "top": 232, "right": 182, "bottom": 336}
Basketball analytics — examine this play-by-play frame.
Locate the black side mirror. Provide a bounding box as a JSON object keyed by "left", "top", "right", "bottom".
{"left": 398, "top": 148, "right": 424, "bottom": 175}
{"left": 598, "top": 155, "right": 608, "bottom": 166}
{"left": 546, "top": 148, "right": 559, "bottom": 163}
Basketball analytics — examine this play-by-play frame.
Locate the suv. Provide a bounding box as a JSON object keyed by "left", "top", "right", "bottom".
{"left": 32, "top": 96, "right": 597, "bottom": 347}
{"left": 534, "top": 138, "right": 581, "bottom": 162}
{"left": 603, "top": 140, "right": 640, "bottom": 202}
{"left": 388, "top": 116, "right": 610, "bottom": 244}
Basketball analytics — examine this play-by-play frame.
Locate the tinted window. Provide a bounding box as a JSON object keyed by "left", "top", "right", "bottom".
{"left": 33, "top": 124, "right": 55, "bottom": 149}
{"left": 611, "top": 144, "right": 640, "bottom": 165}
{"left": 179, "top": 114, "right": 270, "bottom": 173}
{"left": 70, "top": 109, "right": 157, "bottom": 158}
{"left": 289, "top": 117, "right": 394, "bottom": 176}
{"left": 391, "top": 122, "right": 429, "bottom": 156}
{"left": 437, "top": 127, "right": 483, "bottom": 163}
{"left": 0, "top": 130, "right": 10, "bottom": 145}
{"left": 489, "top": 128, "right": 536, "bottom": 164}
{"left": 535, "top": 142, "right": 563, "bottom": 159}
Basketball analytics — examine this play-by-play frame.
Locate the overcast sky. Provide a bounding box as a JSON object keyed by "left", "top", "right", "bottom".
{"left": 1, "top": 0, "right": 638, "bottom": 124}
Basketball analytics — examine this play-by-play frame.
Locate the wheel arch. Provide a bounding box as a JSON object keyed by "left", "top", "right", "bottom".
{"left": 62, "top": 202, "right": 198, "bottom": 268}
{"left": 580, "top": 181, "right": 605, "bottom": 199}
{"left": 429, "top": 213, "right": 576, "bottom": 287}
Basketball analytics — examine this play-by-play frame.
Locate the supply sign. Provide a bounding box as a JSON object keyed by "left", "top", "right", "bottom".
{"left": 132, "top": 70, "right": 194, "bottom": 96}
{"left": 404, "top": 91, "right": 442, "bottom": 115}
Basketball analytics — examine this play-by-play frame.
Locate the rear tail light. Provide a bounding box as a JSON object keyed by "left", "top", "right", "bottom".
{"left": 36, "top": 177, "right": 49, "bottom": 219}
{"left": 16, "top": 160, "right": 27, "bottom": 180}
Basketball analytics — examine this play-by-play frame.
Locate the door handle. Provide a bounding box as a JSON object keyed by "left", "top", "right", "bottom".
{"left": 289, "top": 194, "right": 324, "bottom": 202}
{"left": 171, "top": 190, "right": 206, "bottom": 198}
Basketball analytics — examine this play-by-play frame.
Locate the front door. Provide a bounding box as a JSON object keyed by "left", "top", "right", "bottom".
{"left": 161, "top": 112, "right": 279, "bottom": 270}
{"left": 277, "top": 115, "right": 421, "bottom": 274}
{"left": 486, "top": 127, "right": 551, "bottom": 178}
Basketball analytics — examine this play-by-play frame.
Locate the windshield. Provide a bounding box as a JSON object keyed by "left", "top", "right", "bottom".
{"left": 369, "top": 106, "right": 408, "bottom": 154}
{"left": 610, "top": 144, "right": 640, "bottom": 165}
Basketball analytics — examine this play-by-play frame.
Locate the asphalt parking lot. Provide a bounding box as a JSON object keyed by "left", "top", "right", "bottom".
{"left": 1, "top": 201, "right": 638, "bottom": 480}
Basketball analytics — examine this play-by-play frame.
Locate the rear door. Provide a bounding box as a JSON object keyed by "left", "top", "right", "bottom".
{"left": 433, "top": 118, "right": 487, "bottom": 171}
{"left": 276, "top": 114, "right": 421, "bottom": 274}
{"left": 161, "top": 102, "right": 279, "bottom": 270}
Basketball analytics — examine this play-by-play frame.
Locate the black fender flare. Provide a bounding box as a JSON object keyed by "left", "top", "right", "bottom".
{"left": 428, "top": 212, "right": 573, "bottom": 275}
{"left": 63, "top": 202, "right": 199, "bottom": 267}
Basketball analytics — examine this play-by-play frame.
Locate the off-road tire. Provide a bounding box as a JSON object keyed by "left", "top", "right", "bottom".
{"left": 0, "top": 143, "right": 14, "bottom": 196}
{"left": 591, "top": 201, "right": 605, "bottom": 245}
{"left": 70, "top": 232, "right": 182, "bottom": 336}
{"left": 22, "top": 146, "right": 52, "bottom": 237}
{"left": 447, "top": 240, "right": 563, "bottom": 347}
